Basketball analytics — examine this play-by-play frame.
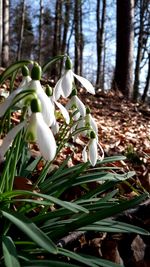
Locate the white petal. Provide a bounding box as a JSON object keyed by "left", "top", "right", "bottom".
{"left": 36, "top": 113, "right": 57, "bottom": 161}
{"left": 29, "top": 80, "right": 55, "bottom": 126}
{"left": 61, "top": 70, "right": 74, "bottom": 98}
{"left": 53, "top": 77, "right": 63, "bottom": 101}
{"left": 82, "top": 146, "right": 88, "bottom": 163}
{"left": 55, "top": 101, "right": 70, "bottom": 124}
{"left": 0, "top": 88, "right": 23, "bottom": 117}
{"left": 73, "top": 73, "right": 95, "bottom": 94}
{"left": 89, "top": 138, "right": 98, "bottom": 166}
{"left": 89, "top": 114, "right": 98, "bottom": 134}
{"left": 0, "top": 121, "right": 25, "bottom": 162}
{"left": 51, "top": 120, "right": 59, "bottom": 135}
{"left": 73, "top": 95, "right": 86, "bottom": 117}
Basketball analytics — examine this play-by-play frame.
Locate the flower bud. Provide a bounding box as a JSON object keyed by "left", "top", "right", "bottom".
{"left": 90, "top": 130, "right": 96, "bottom": 139}
{"left": 71, "top": 88, "right": 77, "bottom": 97}
{"left": 31, "top": 98, "right": 42, "bottom": 113}
{"left": 31, "top": 63, "right": 42, "bottom": 80}
{"left": 65, "top": 56, "right": 72, "bottom": 70}
{"left": 86, "top": 106, "right": 91, "bottom": 114}
{"left": 22, "top": 65, "right": 30, "bottom": 77}
{"left": 45, "top": 85, "right": 53, "bottom": 97}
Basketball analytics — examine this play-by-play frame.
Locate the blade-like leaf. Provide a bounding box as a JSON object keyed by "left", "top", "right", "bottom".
{"left": 2, "top": 236, "right": 21, "bottom": 267}
{"left": 1, "top": 210, "right": 57, "bottom": 254}
{"left": 42, "top": 55, "right": 65, "bottom": 73}
{"left": 23, "top": 260, "right": 82, "bottom": 267}
{"left": 0, "top": 60, "right": 33, "bottom": 85}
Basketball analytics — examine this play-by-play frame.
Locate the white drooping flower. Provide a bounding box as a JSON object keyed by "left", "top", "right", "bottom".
{"left": 0, "top": 72, "right": 31, "bottom": 117}
{"left": 66, "top": 89, "right": 86, "bottom": 121}
{"left": 53, "top": 57, "right": 95, "bottom": 101}
{"left": 82, "top": 131, "right": 104, "bottom": 166}
{"left": 26, "top": 112, "right": 57, "bottom": 161}
{"left": 27, "top": 63, "right": 56, "bottom": 127}
{"left": 0, "top": 98, "right": 57, "bottom": 162}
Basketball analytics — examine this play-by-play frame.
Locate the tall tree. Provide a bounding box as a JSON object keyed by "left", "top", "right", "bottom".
{"left": 2, "top": 0, "right": 9, "bottom": 67}
{"left": 0, "top": 1, "right": 3, "bottom": 66}
{"left": 113, "top": 0, "right": 134, "bottom": 98}
{"left": 16, "top": 0, "right": 25, "bottom": 61}
{"left": 38, "top": 0, "right": 44, "bottom": 64}
{"left": 96, "top": 0, "right": 106, "bottom": 89}
{"left": 142, "top": 53, "right": 150, "bottom": 102}
{"left": 74, "top": 0, "right": 83, "bottom": 75}
{"left": 133, "top": 0, "right": 146, "bottom": 100}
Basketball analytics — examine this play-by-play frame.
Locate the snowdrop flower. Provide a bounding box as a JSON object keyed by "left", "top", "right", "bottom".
{"left": 53, "top": 56, "right": 95, "bottom": 101}
{"left": 85, "top": 107, "right": 98, "bottom": 136}
{"left": 66, "top": 89, "right": 86, "bottom": 120}
{"left": 0, "top": 98, "right": 57, "bottom": 162}
{"left": 45, "top": 85, "right": 70, "bottom": 134}
{"left": 27, "top": 63, "right": 55, "bottom": 127}
{"left": 0, "top": 66, "right": 31, "bottom": 117}
{"left": 82, "top": 131, "right": 104, "bottom": 166}
{"left": 26, "top": 98, "right": 56, "bottom": 161}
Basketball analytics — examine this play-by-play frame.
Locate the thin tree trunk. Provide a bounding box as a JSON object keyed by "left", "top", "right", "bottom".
{"left": 96, "top": 0, "right": 106, "bottom": 89}
{"left": 133, "top": 0, "right": 144, "bottom": 101}
{"left": 113, "top": 0, "right": 134, "bottom": 98}
{"left": 74, "top": 0, "right": 83, "bottom": 75}
{"left": 51, "top": 0, "right": 62, "bottom": 79}
{"left": 38, "top": 0, "right": 44, "bottom": 64}
{"left": 17, "top": 0, "right": 25, "bottom": 61}
{"left": 60, "top": 0, "right": 70, "bottom": 74}
{"left": 0, "top": 0, "right": 3, "bottom": 66}
{"left": 142, "top": 53, "right": 150, "bottom": 102}
{"left": 2, "top": 0, "right": 9, "bottom": 67}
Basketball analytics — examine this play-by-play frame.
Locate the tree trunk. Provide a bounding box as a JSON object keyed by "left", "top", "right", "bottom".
{"left": 96, "top": 0, "right": 106, "bottom": 89}
{"left": 16, "top": 0, "right": 25, "bottom": 61}
{"left": 2, "top": 0, "right": 9, "bottom": 67}
{"left": 38, "top": 0, "right": 44, "bottom": 64}
{"left": 113, "top": 0, "right": 134, "bottom": 98}
{"left": 133, "top": 0, "right": 144, "bottom": 101}
{"left": 74, "top": 0, "right": 83, "bottom": 75}
{"left": 0, "top": 0, "right": 3, "bottom": 66}
{"left": 142, "top": 53, "right": 150, "bottom": 102}
{"left": 51, "top": 0, "right": 62, "bottom": 79}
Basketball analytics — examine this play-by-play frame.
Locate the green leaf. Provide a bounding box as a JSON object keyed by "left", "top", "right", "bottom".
{"left": 0, "top": 60, "right": 33, "bottom": 85}
{"left": 23, "top": 260, "right": 82, "bottom": 267}
{"left": 42, "top": 55, "right": 65, "bottom": 73}
{"left": 80, "top": 219, "right": 150, "bottom": 235}
{"left": 58, "top": 248, "right": 122, "bottom": 267}
{"left": 49, "top": 194, "right": 148, "bottom": 240}
{"left": 2, "top": 236, "right": 21, "bottom": 267}
{"left": 2, "top": 190, "right": 89, "bottom": 213}
{"left": 1, "top": 210, "right": 57, "bottom": 254}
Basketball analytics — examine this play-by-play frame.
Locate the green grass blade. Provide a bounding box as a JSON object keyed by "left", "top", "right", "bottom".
{"left": 23, "top": 260, "right": 82, "bottom": 267}
{"left": 0, "top": 60, "right": 33, "bottom": 84}
{"left": 1, "top": 210, "right": 57, "bottom": 254}
{"left": 42, "top": 55, "right": 65, "bottom": 73}
{"left": 2, "top": 236, "right": 21, "bottom": 267}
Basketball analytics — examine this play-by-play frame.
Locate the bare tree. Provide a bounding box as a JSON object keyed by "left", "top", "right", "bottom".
{"left": 0, "top": 0, "right": 3, "bottom": 66}
{"left": 113, "top": 0, "right": 134, "bottom": 98}
{"left": 2, "top": 0, "right": 9, "bottom": 67}
{"left": 133, "top": 0, "right": 148, "bottom": 100}
{"left": 96, "top": 0, "right": 106, "bottom": 89}
{"left": 38, "top": 0, "right": 44, "bottom": 64}
{"left": 16, "top": 0, "right": 25, "bottom": 61}
{"left": 74, "top": 0, "right": 83, "bottom": 75}
{"left": 142, "top": 53, "right": 150, "bottom": 102}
